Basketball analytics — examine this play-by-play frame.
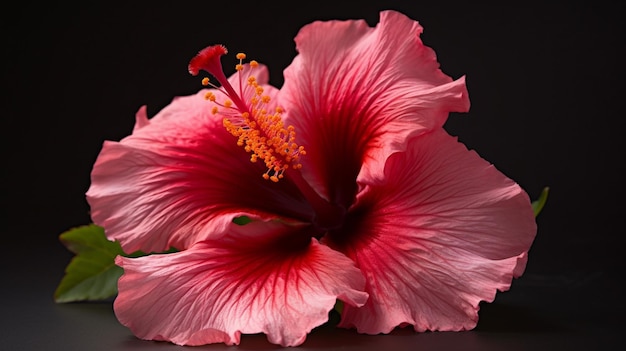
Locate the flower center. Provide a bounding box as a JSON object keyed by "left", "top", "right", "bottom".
{"left": 188, "top": 45, "right": 305, "bottom": 182}
{"left": 189, "top": 45, "right": 345, "bottom": 233}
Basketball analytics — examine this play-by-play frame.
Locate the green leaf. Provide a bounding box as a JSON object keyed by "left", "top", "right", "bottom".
{"left": 54, "top": 224, "right": 125, "bottom": 303}
{"left": 55, "top": 224, "right": 179, "bottom": 303}
{"left": 233, "top": 216, "right": 252, "bottom": 225}
{"left": 531, "top": 186, "right": 550, "bottom": 217}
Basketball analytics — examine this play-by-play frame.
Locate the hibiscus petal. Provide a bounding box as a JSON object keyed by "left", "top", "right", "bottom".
{"left": 132, "top": 105, "right": 150, "bottom": 132}
{"left": 114, "top": 221, "right": 368, "bottom": 347}
{"left": 87, "top": 66, "right": 314, "bottom": 253}
{"left": 281, "top": 10, "right": 469, "bottom": 206}
{"left": 326, "top": 129, "right": 536, "bottom": 333}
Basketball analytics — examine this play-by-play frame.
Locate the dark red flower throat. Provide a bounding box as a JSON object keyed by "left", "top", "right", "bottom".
{"left": 189, "top": 45, "right": 346, "bottom": 234}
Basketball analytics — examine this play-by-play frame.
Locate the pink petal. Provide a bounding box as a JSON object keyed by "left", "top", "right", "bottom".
{"left": 280, "top": 10, "right": 469, "bottom": 206}
{"left": 114, "top": 221, "right": 368, "bottom": 347}
{"left": 87, "top": 66, "right": 314, "bottom": 253}
{"left": 132, "top": 105, "right": 150, "bottom": 132}
{"left": 325, "top": 129, "right": 536, "bottom": 333}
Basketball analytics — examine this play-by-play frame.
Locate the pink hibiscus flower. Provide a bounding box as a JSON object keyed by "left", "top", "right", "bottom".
{"left": 86, "top": 10, "right": 537, "bottom": 347}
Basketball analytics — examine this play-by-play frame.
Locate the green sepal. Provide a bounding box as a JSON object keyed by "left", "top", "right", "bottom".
{"left": 125, "top": 246, "right": 178, "bottom": 258}
{"left": 531, "top": 186, "right": 550, "bottom": 217}
{"left": 54, "top": 224, "right": 125, "bottom": 303}
{"left": 333, "top": 300, "right": 344, "bottom": 315}
{"left": 233, "top": 216, "right": 252, "bottom": 225}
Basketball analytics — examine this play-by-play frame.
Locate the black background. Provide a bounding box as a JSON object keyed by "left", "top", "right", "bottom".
{"left": 1, "top": 1, "right": 624, "bottom": 350}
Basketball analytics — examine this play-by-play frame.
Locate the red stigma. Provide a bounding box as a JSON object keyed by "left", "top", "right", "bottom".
{"left": 188, "top": 45, "right": 228, "bottom": 76}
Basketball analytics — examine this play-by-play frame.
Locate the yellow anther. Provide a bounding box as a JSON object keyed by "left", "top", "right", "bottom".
{"left": 204, "top": 91, "right": 216, "bottom": 102}
{"left": 198, "top": 49, "right": 305, "bottom": 182}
